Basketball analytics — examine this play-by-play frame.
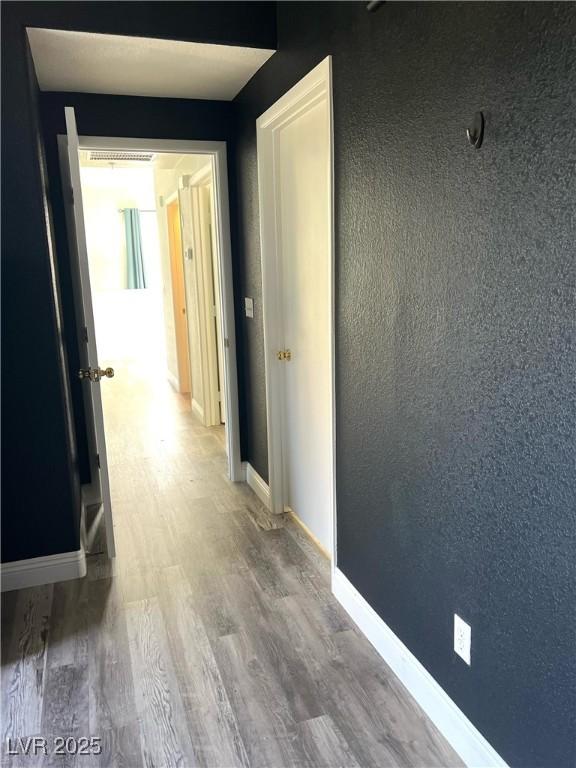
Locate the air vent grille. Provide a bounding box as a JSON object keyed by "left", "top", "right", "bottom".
{"left": 88, "top": 151, "right": 156, "bottom": 162}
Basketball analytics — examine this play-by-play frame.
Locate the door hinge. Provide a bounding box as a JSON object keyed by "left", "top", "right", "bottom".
{"left": 212, "top": 305, "right": 217, "bottom": 317}
{"left": 82, "top": 326, "right": 88, "bottom": 343}
{"left": 69, "top": 187, "right": 74, "bottom": 205}
{"left": 217, "top": 391, "right": 221, "bottom": 402}
{"left": 224, "top": 338, "right": 230, "bottom": 348}
{"left": 96, "top": 453, "right": 101, "bottom": 469}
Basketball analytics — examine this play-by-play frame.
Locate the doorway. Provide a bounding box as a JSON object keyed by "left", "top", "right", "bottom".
{"left": 257, "top": 58, "right": 335, "bottom": 559}
{"left": 59, "top": 116, "right": 242, "bottom": 557}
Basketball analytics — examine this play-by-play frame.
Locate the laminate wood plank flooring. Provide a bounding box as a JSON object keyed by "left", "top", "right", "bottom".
{"left": 2, "top": 359, "right": 462, "bottom": 768}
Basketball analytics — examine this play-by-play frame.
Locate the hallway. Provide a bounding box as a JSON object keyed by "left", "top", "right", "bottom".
{"left": 2, "top": 364, "right": 460, "bottom": 767}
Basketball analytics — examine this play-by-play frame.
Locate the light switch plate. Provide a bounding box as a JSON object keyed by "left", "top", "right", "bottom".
{"left": 244, "top": 298, "right": 254, "bottom": 318}
{"left": 454, "top": 614, "right": 471, "bottom": 665}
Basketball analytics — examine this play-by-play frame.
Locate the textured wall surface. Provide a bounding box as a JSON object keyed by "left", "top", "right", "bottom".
{"left": 5, "top": 1, "right": 277, "bottom": 48}
{"left": 1, "top": 11, "right": 80, "bottom": 561}
{"left": 234, "top": 3, "right": 576, "bottom": 766}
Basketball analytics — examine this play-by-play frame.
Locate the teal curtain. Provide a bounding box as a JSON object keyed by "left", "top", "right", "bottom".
{"left": 124, "top": 208, "right": 147, "bottom": 289}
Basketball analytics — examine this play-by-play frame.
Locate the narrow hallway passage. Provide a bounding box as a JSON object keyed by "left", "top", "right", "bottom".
{"left": 2, "top": 366, "right": 461, "bottom": 767}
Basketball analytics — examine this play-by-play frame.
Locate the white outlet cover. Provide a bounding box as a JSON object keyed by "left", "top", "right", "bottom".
{"left": 244, "top": 297, "right": 254, "bottom": 318}
{"left": 454, "top": 614, "right": 471, "bottom": 665}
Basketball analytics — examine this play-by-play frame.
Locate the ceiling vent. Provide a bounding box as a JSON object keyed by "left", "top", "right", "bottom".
{"left": 88, "top": 150, "right": 156, "bottom": 162}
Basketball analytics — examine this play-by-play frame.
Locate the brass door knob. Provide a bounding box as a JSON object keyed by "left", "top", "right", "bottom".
{"left": 78, "top": 366, "right": 115, "bottom": 382}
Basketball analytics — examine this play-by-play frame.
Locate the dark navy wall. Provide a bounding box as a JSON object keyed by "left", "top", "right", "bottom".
{"left": 234, "top": 3, "right": 576, "bottom": 767}
{"left": 9, "top": 1, "right": 276, "bottom": 48}
{"left": 1, "top": 11, "right": 81, "bottom": 561}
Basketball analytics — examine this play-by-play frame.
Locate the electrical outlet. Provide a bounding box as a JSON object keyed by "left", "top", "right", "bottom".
{"left": 454, "top": 614, "right": 471, "bottom": 665}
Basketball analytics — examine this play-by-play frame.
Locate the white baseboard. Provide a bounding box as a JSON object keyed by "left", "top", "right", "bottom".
{"left": 288, "top": 510, "right": 331, "bottom": 560}
{"left": 1, "top": 549, "right": 87, "bottom": 592}
{"left": 332, "top": 569, "right": 507, "bottom": 768}
{"left": 167, "top": 369, "right": 180, "bottom": 392}
{"left": 192, "top": 398, "right": 204, "bottom": 422}
{"left": 81, "top": 481, "right": 101, "bottom": 508}
{"left": 241, "top": 461, "right": 271, "bottom": 509}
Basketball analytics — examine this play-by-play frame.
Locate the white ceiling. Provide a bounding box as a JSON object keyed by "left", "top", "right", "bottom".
{"left": 27, "top": 28, "right": 274, "bottom": 101}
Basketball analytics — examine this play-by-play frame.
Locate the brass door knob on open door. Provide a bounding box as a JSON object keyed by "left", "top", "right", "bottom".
{"left": 78, "top": 366, "right": 115, "bottom": 382}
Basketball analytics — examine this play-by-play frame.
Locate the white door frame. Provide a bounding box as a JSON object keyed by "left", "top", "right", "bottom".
{"left": 72, "top": 135, "right": 242, "bottom": 483}
{"left": 256, "top": 57, "right": 336, "bottom": 563}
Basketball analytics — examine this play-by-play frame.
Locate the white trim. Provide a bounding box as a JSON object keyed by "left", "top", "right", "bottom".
{"left": 79, "top": 137, "right": 226, "bottom": 154}
{"left": 191, "top": 398, "right": 205, "bottom": 422}
{"left": 1, "top": 549, "right": 87, "bottom": 592}
{"left": 332, "top": 569, "right": 508, "bottom": 768}
{"left": 186, "top": 164, "right": 212, "bottom": 188}
{"left": 166, "top": 369, "right": 180, "bottom": 392}
{"left": 81, "top": 480, "right": 101, "bottom": 508}
{"left": 288, "top": 511, "right": 331, "bottom": 560}
{"left": 165, "top": 189, "right": 179, "bottom": 206}
{"left": 327, "top": 59, "right": 337, "bottom": 578}
{"left": 241, "top": 461, "right": 271, "bottom": 509}
{"left": 72, "top": 135, "right": 242, "bottom": 483}
{"left": 256, "top": 57, "right": 336, "bottom": 560}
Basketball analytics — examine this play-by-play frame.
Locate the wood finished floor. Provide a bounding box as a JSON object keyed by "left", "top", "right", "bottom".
{"left": 2, "top": 360, "right": 462, "bottom": 768}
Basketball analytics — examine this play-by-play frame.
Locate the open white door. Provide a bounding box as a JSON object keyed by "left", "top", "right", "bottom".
{"left": 59, "top": 107, "right": 116, "bottom": 558}
{"left": 257, "top": 58, "right": 335, "bottom": 558}
{"left": 179, "top": 174, "right": 222, "bottom": 427}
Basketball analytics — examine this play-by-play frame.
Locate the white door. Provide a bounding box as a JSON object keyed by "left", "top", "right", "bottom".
{"left": 195, "top": 185, "right": 222, "bottom": 426}
{"left": 59, "top": 107, "right": 116, "bottom": 558}
{"left": 208, "top": 182, "right": 227, "bottom": 425}
{"left": 179, "top": 184, "right": 205, "bottom": 420}
{"left": 258, "top": 58, "right": 334, "bottom": 556}
{"left": 179, "top": 179, "right": 221, "bottom": 427}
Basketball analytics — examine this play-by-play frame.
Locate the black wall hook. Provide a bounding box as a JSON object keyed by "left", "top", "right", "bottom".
{"left": 467, "top": 111, "right": 485, "bottom": 149}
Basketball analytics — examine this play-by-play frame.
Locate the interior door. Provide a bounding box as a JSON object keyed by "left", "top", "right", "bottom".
{"left": 207, "top": 182, "right": 227, "bottom": 424}
{"left": 258, "top": 58, "right": 333, "bottom": 556}
{"left": 195, "top": 185, "right": 221, "bottom": 426}
{"left": 179, "top": 184, "right": 205, "bottom": 420}
{"left": 179, "top": 180, "right": 221, "bottom": 427}
{"left": 278, "top": 96, "right": 332, "bottom": 553}
{"left": 59, "top": 106, "right": 116, "bottom": 558}
{"left": 167, "top": 199, "right": 191, "bottom": 394}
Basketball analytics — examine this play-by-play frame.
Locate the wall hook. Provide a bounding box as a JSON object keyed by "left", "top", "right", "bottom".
{"left": 467, "top": 111, "right": 485, "bottom": 149}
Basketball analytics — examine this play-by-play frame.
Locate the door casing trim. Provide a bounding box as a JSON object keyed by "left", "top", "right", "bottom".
{"left": 66, "top": 135, "right": 243, "bottom": 483}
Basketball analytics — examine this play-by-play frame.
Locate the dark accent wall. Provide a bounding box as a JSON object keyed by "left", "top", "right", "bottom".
{"left": 234, "top": 3, "right": 576, "bottom": 767}
{"left": 1, "top": 0, "right": 275, "bottom": 562}
{"left": 1, "top": 12, "right": 80, "bottom": 562}
{"left": 8, "top": 1, "right": 276, "bottom": 48}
